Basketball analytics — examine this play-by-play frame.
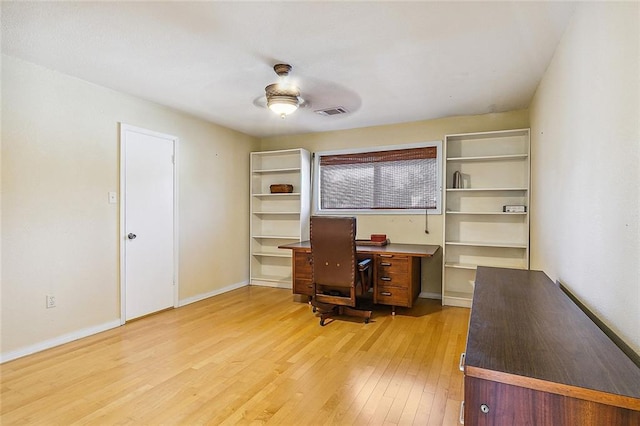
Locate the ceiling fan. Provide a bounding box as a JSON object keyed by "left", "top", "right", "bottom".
{"left": 255, "top": 62, "right": 360, "bottom": 119}
{"left": 264, "top": 63, "right": 305, "bottom": 119}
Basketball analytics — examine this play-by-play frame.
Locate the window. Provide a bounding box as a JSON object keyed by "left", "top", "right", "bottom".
{"left": 313, "top": 142, "right": 442, "bottom": 214}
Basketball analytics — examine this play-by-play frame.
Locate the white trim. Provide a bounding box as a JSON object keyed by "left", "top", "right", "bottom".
{"left": 178, "top": 280, "right": 249, "bottom": 307}
{"left": 419, "top": 292, "right": 443, "bottom": 300}
{"left": 444, "top": 127, "right": 530, "bottom": 139}
{"left": 0, "top": 320, "right": 121, "bottom": 364}
{"left": 172, "top": 132, "right": 180, "bottom": 310}
{"left": 249, "top": 280, "right": 293, "bottom": 289}
{"left": 119, "top": 123, "right": 179, "bottom": 324}
{"left": 312, "top": 140, "right": 443, "bottom": 215}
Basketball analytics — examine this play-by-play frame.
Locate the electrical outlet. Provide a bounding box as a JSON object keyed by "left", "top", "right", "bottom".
{"left": 46, "top": 295, "right": 56, "bottom": 309}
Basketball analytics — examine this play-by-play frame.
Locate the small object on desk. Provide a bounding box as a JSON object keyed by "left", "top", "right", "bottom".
{"left": 370, "top": 234, "right": 387, "bottom": 242}
{"left": 503, "top": 205, "right": 527, "bottom": 213}
{"left": 356, "top": 239, "right": 390, "bottom": 246}
{"left": 270, "top": 184, "right": 294, "bottom": 193}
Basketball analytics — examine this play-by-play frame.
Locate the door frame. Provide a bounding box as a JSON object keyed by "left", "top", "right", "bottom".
{"left": 119, "top": 123, "right": 179, "bottom": 324}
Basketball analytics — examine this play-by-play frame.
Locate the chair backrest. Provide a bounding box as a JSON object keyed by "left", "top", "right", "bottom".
{"left": 310, "top": 216, "right": 357, "bottom": 289}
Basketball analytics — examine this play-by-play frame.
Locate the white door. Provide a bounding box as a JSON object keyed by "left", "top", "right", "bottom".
{"left": 121, "top": 124, "right": 177, "bottom": 321}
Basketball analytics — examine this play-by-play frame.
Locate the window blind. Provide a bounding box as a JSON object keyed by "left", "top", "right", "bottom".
{"left": 319, "top": 146, "right": 439, "bottom": 210}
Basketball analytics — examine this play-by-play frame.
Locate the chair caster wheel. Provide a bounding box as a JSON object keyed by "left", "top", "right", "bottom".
{"left": 312, "top": 306, "right": 317, "bottom": 313}
{"left": 364, "top": 318, "right": 370, "bottom": 324}
{"left": 320, "top": 319, "right": 325, "bottom": 326}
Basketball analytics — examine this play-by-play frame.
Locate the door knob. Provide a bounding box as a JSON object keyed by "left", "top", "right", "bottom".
{"left": 127, "top": 233, "right": 137, "bottom": 240}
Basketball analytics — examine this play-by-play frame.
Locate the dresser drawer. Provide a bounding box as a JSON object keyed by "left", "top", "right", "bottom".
{"left": 376, "top": 285, "right": 409, "bottom": 307}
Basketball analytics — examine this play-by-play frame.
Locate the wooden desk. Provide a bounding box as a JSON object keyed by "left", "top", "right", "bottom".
{"left": 463, "top": 266, "right": 640, "bottom": 425}
{"left": 279, "top": 241, "right": 440, "bottom": 314}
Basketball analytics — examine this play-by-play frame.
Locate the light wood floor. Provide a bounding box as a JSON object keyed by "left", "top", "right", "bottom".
{"left": 1, "top": 286, "right": 470, "bottom": 425}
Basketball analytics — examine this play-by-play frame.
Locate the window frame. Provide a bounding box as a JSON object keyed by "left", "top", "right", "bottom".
{"left": 312, "top": 140, "right": 442, "bottom": 215}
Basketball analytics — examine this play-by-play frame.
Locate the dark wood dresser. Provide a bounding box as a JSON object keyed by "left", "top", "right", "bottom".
{"left": 463, "top": 267, "right": 640, "bottom": 425}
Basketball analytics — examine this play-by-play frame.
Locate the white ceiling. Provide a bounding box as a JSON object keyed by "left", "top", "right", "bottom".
{"left": 1, "top": 1, "right": 577, "bottom": 138}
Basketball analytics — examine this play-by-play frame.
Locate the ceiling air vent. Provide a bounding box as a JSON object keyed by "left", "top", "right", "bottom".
{"left": 314, "top": 107, "right": 349, "bottom": 116}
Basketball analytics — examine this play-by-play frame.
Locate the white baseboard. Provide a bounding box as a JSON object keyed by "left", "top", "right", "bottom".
{"left": 178, "top": 280, "right": 249, "bottom": 307}
{"left": 419, "top": 292, "right": 442, "bottom": 300}
{"left": 250, "top": 280, "right": 292, "bottom": 290}
{"left": 1, "top": 319, "right": 121, "bottom": 364}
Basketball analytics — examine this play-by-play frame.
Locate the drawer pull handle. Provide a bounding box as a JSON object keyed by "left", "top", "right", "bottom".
{"left": 381, "top": 277, "right": 391, "bottom": 281}
{"left": 380, "top": 291, "right": 392, "bottom": 296}
{"left": 379, "top": 254, "right": 393, "bottom": 258}
{"left": 459, "top": 352, "right": 465, "bottom": 372}
{"left": 380, "top": 262, "right": 392, "bottom": 266}
{"left": 459, "top": 401, "right": 464, "bottom": 424}
{"left": 480, "top": 404, "right": 489, "bottom": 414}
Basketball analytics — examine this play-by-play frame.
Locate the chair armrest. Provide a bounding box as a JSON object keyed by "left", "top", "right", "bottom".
{"left": 357, "top": 258, "right": 372, "bottom": 272}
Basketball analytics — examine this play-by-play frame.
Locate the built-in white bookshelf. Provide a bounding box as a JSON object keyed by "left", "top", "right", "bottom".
{"left": 250, "top": 149, "right": 310, "bottom": 288}
{"left": 442, "top": 129, "right": 530, "bottom": 307}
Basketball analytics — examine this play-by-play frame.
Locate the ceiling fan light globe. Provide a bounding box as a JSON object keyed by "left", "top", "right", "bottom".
{"left": 267, "top": 95, "right": 299, "bottom": 116}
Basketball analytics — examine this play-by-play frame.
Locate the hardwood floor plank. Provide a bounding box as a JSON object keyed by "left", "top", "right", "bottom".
{"left": 397, "top": 378, "right": 426, "bottom": 425}
{"left": 413, "top": 390, "right": 436, "bottom": 424}
{"left": 0, "top": 286, "right": 469, "bottom": 425}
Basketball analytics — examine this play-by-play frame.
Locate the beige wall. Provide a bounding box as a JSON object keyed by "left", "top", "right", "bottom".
{"left": 530, "top": 3, "right": 639, "bottom": 352}
{"left": 260, "top": 110, "right": 530, "bottom": 296}
{"left": 1, "top": 55, "right": 258, "bottom": 359}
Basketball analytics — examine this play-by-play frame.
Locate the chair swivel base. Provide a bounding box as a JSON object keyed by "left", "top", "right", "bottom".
{"left": 315, "top": 303, "right": 372, "bottom": 326}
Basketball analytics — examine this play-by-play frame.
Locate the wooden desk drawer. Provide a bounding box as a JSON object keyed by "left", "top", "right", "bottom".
{"left": 375, "top": 254, "right": 420, "bottom": 308}
{"left": 293, "top": 278, "right": 313, "bottom": 296}
{"left": 294, "top": 251, "right": 312, "bottom": 273}
{"left": 376, "top": 285, "right": 409, "bottom": 307}
{"left": 293, "top": 252, "right": 312, "bottom": 296}
{"left": 377, "top": 255, "right": 409, "bottom": 288}
{"left": 376, "top": 273, "right": 409, "bottom": 288}
{"left": 377, "top": 255, "right": 408, "bottom": 273}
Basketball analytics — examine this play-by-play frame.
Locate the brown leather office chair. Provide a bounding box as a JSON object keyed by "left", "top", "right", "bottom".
{"left": 310, "top": 216, "right": 372, "bottom": 326}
